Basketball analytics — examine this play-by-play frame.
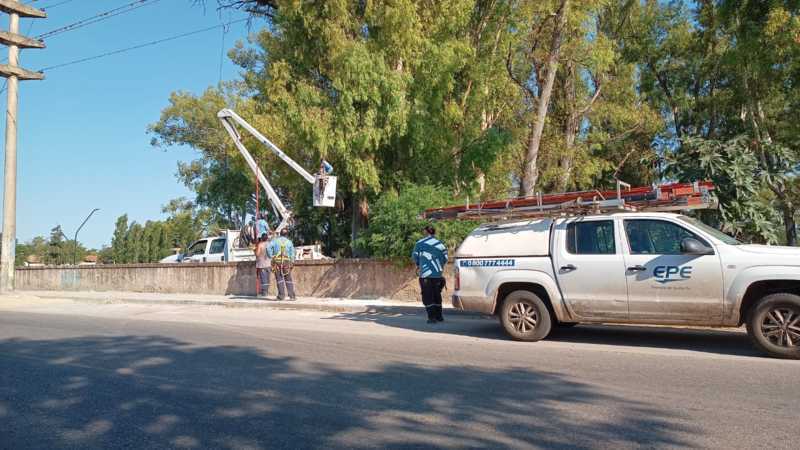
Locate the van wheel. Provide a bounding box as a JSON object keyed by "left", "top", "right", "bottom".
{"left": 500, "top": 290, "right": 552, "bottom": 342}
{"left": 745, "top": 293, "right": 800, "bottom": 359}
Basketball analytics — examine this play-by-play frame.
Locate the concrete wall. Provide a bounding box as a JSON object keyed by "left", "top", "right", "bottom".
{"left": 15, "top": 260, "right": 454, "bottom": 302}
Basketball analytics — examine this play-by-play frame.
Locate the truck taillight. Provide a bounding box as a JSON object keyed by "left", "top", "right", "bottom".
{"left": 454, "top": 267, "right": 460, "bottom": 291}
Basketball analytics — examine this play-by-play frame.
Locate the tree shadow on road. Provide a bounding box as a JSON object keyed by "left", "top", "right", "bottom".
{"left": 331, "top": 309, "right": 763, "bottom": 358}
{"left": 0, "top": 333, "right": 696, "bottom": 449}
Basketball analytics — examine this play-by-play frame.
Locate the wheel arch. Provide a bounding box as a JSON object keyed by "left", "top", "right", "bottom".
{"left": 727, "top": 267, "right": 800, "bottom": 325}
{"left": 485, "top": 270, "right": 567, "bottom": 320}
{"left": 496, "top": 282, "right": 555, "bottom": 317}
{"left": 738, "top": 279, "right": 800, "bottom": 326}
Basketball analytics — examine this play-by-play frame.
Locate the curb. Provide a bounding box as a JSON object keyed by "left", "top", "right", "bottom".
{"left": 50, "top": 294, "right": 489, "bottom": 318}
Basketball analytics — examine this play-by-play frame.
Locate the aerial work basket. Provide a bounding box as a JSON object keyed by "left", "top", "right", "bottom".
{"left": 313, "top": 174, "right": 337, "bottom": 207}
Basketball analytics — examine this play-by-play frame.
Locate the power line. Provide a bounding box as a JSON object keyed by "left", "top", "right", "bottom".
{"left": 218, "top": 22, "right": 228, "bottom": 84}
{"left": 39, "top": 18, "right": 248, "bottom": 72}
{"left": 36, "top": 0, "right": 161, "bottom": 40}
{"left": 40, "top": 0, "right": 79, "bottom": 10}
{"left": 26, "top": 0, "right": 77, "bottom": 8}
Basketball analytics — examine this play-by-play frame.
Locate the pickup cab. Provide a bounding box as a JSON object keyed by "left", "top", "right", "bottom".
{"left": 169, "top": 230, "right": 256, "bottom": 264}
{"left": 167, "top": 230, "right": 329, "bottom": 264}
{"left": 453, "top": 212, "right": 800, "bottom": 359}
{"left": 182, "top": 236, "right": 229, "bottom": 263}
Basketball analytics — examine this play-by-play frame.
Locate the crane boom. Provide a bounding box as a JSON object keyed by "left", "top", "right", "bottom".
{"left": 217, "top": 108, "right": 336, "bottom": 233}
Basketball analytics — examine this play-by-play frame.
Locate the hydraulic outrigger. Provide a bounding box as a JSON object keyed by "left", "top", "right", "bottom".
{"left": 217, "top": 109, "right": 337, "bottom": 233}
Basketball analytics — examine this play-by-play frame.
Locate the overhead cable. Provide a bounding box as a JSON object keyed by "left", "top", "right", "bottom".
{"left": 36, "top": 0, "right": 162, "bottom": 40}
{"left": 40, "top": 0, "right": 79, "bottom": 10}
{"left": 39, "top": 18, "right": 248, "bottom": 72}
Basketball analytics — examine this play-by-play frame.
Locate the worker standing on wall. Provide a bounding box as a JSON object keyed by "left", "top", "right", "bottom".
{"left": 255, "top": 233, "right": 271, "bottom": 298}
{"left": 412, "top": 225, "right": 448, "bottom": 324}
{"left": 269, "top": 228, "right": 297, "bottom": 301}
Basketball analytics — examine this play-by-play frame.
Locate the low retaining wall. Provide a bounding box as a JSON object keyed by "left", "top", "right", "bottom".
{"left": 15, "top": 260, "right": 454, "bottom": 302}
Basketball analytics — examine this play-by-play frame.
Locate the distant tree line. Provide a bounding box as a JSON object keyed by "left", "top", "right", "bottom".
{"left": 11, "top": 226, "right": 95, "bottom": 267}
{"left": 109, "top": 197, "right": 215, "bottom": 264}
{"left": 10, "top": 198, "right": 219, "bottom": 267}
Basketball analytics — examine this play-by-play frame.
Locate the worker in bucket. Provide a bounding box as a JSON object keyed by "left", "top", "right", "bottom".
{"left": 255, "top": 233, "right": 271, "bottom": 298}
{"left": 268, "top": 228, "right": 297, "bottom": 301}
{"left": 412, "top": 225, "right": 448, "bottom": 324}
{"left": 320, "top": 159, "right": 334, "bottom": 175}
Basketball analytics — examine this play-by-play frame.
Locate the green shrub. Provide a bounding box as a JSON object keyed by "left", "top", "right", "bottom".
{"left": 357, "top": 184, "right": 478, "bottom": 262}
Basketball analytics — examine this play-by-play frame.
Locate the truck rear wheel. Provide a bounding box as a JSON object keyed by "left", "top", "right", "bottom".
{"left": 746, "top": 293, "right": 800, "bottom": 359}
{"left": 499, "top": 290, "right": 552, "bottom": 342}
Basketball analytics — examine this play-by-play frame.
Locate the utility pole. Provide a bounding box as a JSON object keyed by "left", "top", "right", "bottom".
{"left": 0, "top": 1, "right": 45, "bottom": 291}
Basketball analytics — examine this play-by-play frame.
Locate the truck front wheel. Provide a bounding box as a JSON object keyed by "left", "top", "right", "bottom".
{"left": 499, "top": 290, "right": 552, "bottom": 342}
{"left": 746, "top": 293, "right": 800, "bottom": 359}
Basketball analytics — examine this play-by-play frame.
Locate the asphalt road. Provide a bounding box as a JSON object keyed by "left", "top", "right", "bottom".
{"left": 0, "top": 298, "right": 797, "bottom": 449}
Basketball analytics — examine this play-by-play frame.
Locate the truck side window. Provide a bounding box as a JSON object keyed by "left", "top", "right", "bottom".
{"left": 209, "top": 239, "right": 226, "bottom": 254}
{"left": 566, "top": 221, "right": 616, "bottom": 255}
{"left": 624, "top": 220, "right": 709, "bottom": 255}
{"left": 188, "top": 240, "right": 207, "bottom": 256}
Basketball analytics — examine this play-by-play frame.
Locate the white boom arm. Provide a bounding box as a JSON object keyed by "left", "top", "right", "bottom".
{"left": 217, "top": 108, "right": 336, "bottom": 233}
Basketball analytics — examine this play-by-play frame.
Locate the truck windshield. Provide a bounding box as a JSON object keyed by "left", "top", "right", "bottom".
{"left": 678, "top": 216, "right": 741, "bottom": 245}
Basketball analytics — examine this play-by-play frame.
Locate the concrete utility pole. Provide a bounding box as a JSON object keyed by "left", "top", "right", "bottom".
{"left": 0, "top": 1, "right": 45, "bottom": 292}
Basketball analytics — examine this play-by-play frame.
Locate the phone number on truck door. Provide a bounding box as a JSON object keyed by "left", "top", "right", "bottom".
{"left": 459, "top": 259, "right": 515, "bottom": 268}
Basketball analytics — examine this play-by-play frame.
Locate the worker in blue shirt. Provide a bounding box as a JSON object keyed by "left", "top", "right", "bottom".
{"left": 412, "top": 225, "right": 448, "bottom": 323}
{"left": 268, "top": 228, "right": 297, "bottom": 301}
{"left": 256, "top": 213, "right": 270, "bottom": 238}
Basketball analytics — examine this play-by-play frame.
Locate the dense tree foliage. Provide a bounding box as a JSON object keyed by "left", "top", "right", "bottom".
{"left": 356, "top": 184, "right": 478, "bottom": 260}
{"left": 146, "top": 0, "right": 800, "bottom": 259}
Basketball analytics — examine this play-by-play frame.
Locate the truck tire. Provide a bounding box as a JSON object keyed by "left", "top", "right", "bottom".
{"left": 499, "top": 290, "right": 552, "bottom": 342}
{"left": 745, "top": 293, "right": 800, "bottom": 359}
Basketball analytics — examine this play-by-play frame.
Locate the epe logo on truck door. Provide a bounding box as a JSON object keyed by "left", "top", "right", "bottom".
{"left": 653, "top": 265, "right": 693, "bottom": 284}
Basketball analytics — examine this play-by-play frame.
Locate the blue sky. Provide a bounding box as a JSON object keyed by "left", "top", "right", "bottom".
{"left": 0, "top": 0, "right": 252, "bottom": 249}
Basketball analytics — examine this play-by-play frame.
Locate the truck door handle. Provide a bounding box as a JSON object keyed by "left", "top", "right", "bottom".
{"left": 560, "top": 264, "right": 577, "bottom": 272}
{"left": 627, "top": 265, "right": 647, "bottom": 272}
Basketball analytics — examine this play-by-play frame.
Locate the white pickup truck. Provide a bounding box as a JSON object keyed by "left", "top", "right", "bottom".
{"left": 453, "top": 212, "right": 800, "bottom": 359}
{"left": 161, "top": 230, "right": 327, "bottom": 263}
{"left": 158, "top": 230, "right": 255, "bottom": 264}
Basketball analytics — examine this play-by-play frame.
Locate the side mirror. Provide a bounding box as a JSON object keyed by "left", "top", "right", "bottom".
{"left": 681, "top": 238, "right": 713, "bottom": 255}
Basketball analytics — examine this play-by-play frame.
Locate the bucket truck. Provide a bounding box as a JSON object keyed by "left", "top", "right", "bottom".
{"left": 217, "top": 108, "right": 337, "bottom": 233}
{"left": 160, "top": 110, "right": 337, "bottom": 264}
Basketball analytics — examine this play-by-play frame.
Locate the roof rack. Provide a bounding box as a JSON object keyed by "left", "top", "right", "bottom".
{"left": 423, "top": 180, "right": 717, "bottom": 221}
